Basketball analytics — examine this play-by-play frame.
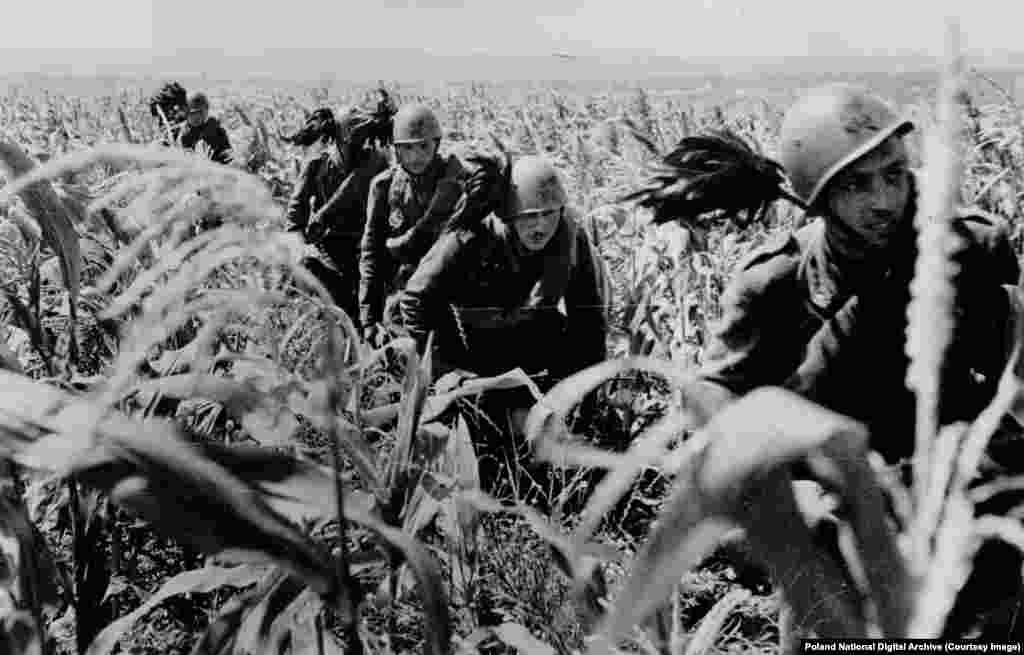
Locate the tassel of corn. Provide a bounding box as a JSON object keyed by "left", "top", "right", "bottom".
{"left": 904, "top": 19, "right": 967, "bottom": 580}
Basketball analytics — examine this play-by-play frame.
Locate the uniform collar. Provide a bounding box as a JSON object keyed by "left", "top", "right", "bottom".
{"left": 799, "top": 206, "right": 917, "bottom": 314}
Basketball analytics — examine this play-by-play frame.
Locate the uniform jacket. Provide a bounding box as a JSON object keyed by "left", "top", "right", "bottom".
{"left": 285, "top": 147, "right": 390, "bottom": 276}
{"left": 358, "top": 154, "right": 466, "bottom": 326}
{"left": 698, "top": 206, "right": 1021, "bottom": 462}
{"left": 399, "top": 210, "right": 608, "bottom": 381}
{"left": 178, "top": 117, "right": 233, "bottom": 165}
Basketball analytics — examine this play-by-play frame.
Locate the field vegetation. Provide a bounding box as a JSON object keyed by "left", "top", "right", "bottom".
{"left": 2, "top": 47, "right": 1024, "bottom": 654}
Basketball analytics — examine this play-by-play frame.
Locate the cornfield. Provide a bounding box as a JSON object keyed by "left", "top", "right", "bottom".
{"left": 4, "top": 34, "right": 1024, "bottom": 655}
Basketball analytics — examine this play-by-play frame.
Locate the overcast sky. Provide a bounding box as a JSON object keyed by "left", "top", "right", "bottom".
{"left": 0, "top": 0, "right": 1018, "bottom": 77}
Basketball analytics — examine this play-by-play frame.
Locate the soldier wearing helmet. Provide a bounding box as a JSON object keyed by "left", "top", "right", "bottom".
{"left": 284, "top": 106, "right": 390, "bottom": 324}
{"left": 400, "top": 155, "right": 609, "bottom": 505}
{"left": 400, "top": 155, "right": 608, "bottom": 386}
{"left": 357, "top": 103, "right": 469, "bottom": 343}
{"left": 689, "top": 83, "right": 1022, "bottom": 640}
{"left": 697, "top": 83, "right": 1019, "bottom": 456}
{"left": 177, "top": 91, "right": 233, "bottom": 165}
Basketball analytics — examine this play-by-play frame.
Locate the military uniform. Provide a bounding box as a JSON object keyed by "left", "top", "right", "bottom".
{"left": 285, "top": 148, "right": 390, "bottom": 324}
{"left": 400, "top": 210, "right": 608, "bottom": 382}
{"left": 699, "top": 206, "right": 1019, "bottom": 462}
{"left": 698, "top": 203, "right": 1024, "bottom": 640}
{"left": 178, "top": 117, "right": 233, "bottom": 166}
{"left": 358, "top": 153, "right": 466, "bottom": 328}
{"left": 401, "top": 209, "right": 609, "bottom": 507}
{"left": 158, "top": 123, "right": 185, "bottom": 148}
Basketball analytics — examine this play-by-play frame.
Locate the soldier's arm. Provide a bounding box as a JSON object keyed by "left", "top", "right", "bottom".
{"left": 387, "top": 157, "right": 465, "bottom": 263}
{"left": 940, "top": 212, "right": 1023, "bottom": 413}
{"left": 399, "top": 232, "right": 465, "bottom": 357}
{"left": 694, "top": 245, "right": 805, "bottom": 424}
{"left": 358, "top": 172, "right": 394, "bottom": 327}
{"left": 207, "top": 121, "right": 233, "bottom": 165}
{"left": 564, "top": 228, "right": 609, "bottom": 374}
{"left": 784, "top": 295, "right": 861, "bottom": 404}
{"left": 284, "top": 157, "right": 318, "bottom": 235}
{"left": 310, "top": 154, "right": 388, "bottom": 240}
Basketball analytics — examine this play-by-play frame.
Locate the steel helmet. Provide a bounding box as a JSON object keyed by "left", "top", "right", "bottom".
{"left": 187, "top": 92, "right": 210, "bottom": 111}
{"left": 777, "top": 83, "right": 914, "bottom": 208}
{"left": 507, "top": 156, "right": 569, "bottom": 217}
{"left": 392, "top": 103, "right": 442, "bottom": 144}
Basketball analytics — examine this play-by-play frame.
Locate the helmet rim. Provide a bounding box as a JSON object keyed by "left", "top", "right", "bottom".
{"left": 777, "top": 83, "right": 914, "bottom": 207}
{"left": 392, "top": 104, "right": 442, "bottom": 144}
{"left": 506, "top": 156, "right": 569, "bottom": 217}
{"left": 805, "top": 118, "right": 914, "bottom": 207}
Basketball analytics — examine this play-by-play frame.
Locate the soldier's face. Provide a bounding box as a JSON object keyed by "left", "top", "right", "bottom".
{"left": 187, "top": 107, "right": 207, "bottom": 127}
{"left": 512, "top": 207, "right": 561, "bottom": 252}
{"left": 825, "top": 136, "right": 912, "bottom": 248}
{"left": 394, "top": 139, "right": 438, "bottom": 175}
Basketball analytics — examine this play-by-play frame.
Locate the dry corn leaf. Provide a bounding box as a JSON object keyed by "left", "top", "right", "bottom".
{"left": 596, "top": 387, "right": 912, "bottom": 646}
{"left": 86, "top": 564, "right": 272, "bottom": 655}
{"left": 0, "top": 139, "right": 81, "bottom": 304}
{"left": 0, "top": 367, "right": 451, "bottom": 655}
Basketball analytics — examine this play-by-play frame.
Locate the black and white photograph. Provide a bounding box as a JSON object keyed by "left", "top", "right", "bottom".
{"left": 2, "top": 1, "right": 1024, "bottom": 653}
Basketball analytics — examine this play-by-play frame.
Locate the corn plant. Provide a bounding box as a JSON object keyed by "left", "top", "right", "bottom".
{"left": 0, "top": 132, "right": 575, "bottom": 653}
{"left": 4, "top": 40, "right": 1024, "bottom": 655}
{"left": 498, "top": 19, "right": 1024, "bottom": 655}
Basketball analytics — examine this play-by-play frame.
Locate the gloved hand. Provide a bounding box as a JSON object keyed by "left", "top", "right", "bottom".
{"left": 460, "top": 153, "right": 507, "bottom": 223}
{"left": 306, "top": 210, "right": 329, "bottom": 242}
{"left": 362, "top": 323, "right": 385, "bottom": 347}
{"left": 385, "top": 232, "right": 413, "bottom": 259}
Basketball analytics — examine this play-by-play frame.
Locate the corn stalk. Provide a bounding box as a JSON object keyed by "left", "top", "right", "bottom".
{"left": 904, "top": 19, "right": 966, "bottom": 590}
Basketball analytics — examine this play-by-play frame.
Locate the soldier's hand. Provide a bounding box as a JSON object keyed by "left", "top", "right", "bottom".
{"left": 386, "top": 231, "right": 417, "bottom": 260}
{"left": 363, "top": 323, "right": 385, "bottom": 347}
{"left": 307, "top": 212, "right": 328, "bottom": 242}
{"left": 347, "top": 119, "right": 374, "bottom": 151}
{"left": 465, "top": 154, "right": 507, "bottom": 215}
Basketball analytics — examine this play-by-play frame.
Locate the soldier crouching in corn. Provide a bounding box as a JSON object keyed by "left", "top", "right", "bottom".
{"left": 284, "top": 106, "right": 391, "bottom": 327}
{"left": 399, "top": 156, "right": 609, "bottom": 508}
{"left": 155, "top": 89, "right": 234, "bottom": 235}
{"left": 628, "top": 83, "right": 1023, "bottom": 641}
{"left": 178, "top": 91, "right": 233, "bottom": 166}
{"left": 357, "top": 103, "right": 470, "bottom": 345}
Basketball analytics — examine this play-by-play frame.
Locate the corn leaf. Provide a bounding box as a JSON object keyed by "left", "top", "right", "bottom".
{"left": 525, "top": 357, "right": 714, "bottom": 457}
{"left": 493, "top": 622, "right": 557, "bottom": 655}
{"left": 420, "top": 367, "right": 543, "bottom": 424}
{"left": 75, "top": 440, "right": 341, "bottom": 601}
{"left": 86, "top": 564, "right": 272, "bottom": 655}
{"left": 0, "top": 139, "right": 82, "bottom": 305}
{"left": 597, "top": 387, "right": 912, "bottom": 645}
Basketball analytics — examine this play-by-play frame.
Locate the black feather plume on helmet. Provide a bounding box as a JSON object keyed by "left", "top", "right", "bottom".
{"left": 149, "top": 81, "right": 187, "bottom": 120}
{"left": 445, "top": 134, "right": 514, "bottom": 232}
{"left": 619, "top": 125, "right": 808, "bottom": 231}
{"left": 364, "top": 87, "right": 398, "bottom": 148}
{"left": 284, "top": 108, "right": 338, "bottom": 147}
{"left": 284, "top": 88, "right": 397, "bottom": 151}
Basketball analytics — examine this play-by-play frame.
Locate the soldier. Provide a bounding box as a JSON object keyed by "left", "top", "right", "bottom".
{"left": 178, "top": 92, "right": 233, "bottom": 166}
{"left": 284, "top": 106, "right": 390, "bottom": 326}
{"left": 358, "top": 103, "right": 467, "bottom": 344}
{"left": 400, "top": 156, "right": 609, "bottom": 503}
{"left": 670, "top": 83, "right": 1022, "bottom": 639}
